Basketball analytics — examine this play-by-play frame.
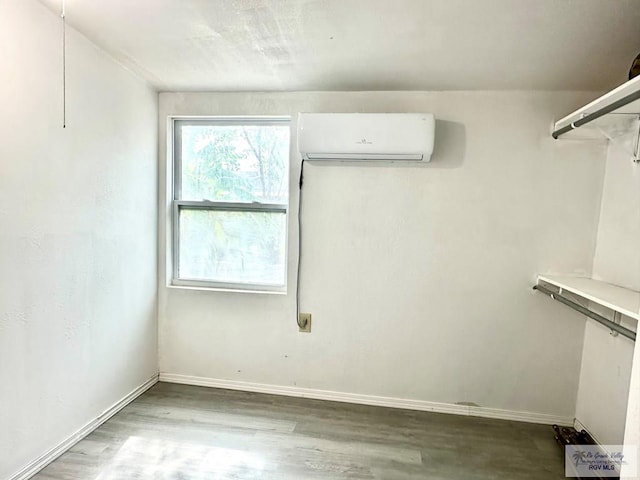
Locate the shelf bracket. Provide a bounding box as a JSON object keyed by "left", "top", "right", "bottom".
{"left": 633, "top": 118, "right": 640, "bottom": 163}
{"left": 533, "top": 284, "right": 636, "bottom": 341}
{"left": 593, "top": 115, "right": 640, "bottom": 163}
{"left": 610, "top": 312, "right": 622, "bottom": 337}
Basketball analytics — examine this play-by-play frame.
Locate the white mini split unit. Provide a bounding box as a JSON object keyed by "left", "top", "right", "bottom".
{"left": 297, "top": 113, "right": 435, "bottom": 162}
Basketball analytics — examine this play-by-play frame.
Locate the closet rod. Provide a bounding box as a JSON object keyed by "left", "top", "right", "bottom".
{"left": 552, "top": 88, "right": 640, "bottom": 139}
{"left": 533, "top": 284, "right": 636, "bottom": 341}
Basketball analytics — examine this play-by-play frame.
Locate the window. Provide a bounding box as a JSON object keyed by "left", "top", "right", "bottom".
{"left": 172, "top": 117, "right": 290, "bottom": 292}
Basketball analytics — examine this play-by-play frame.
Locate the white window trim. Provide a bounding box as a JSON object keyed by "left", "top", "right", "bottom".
{"left": 171, "top": 116, "right": 290, "bottom": 293}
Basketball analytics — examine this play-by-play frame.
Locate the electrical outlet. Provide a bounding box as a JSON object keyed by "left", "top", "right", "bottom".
{"left": 298, "top": 313, "right": 312, "bottom": 332}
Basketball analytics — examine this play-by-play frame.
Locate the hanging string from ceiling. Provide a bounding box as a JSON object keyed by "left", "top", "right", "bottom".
{"left": 61, "top": 0, "right": 66, "bottom": 128}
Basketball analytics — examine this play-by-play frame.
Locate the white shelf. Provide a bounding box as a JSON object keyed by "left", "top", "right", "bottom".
{"left": 537, "top": 275, "right": 640, "bottom": 321}
{"left": 554, "top": 112, "right": 639, "bottom": 141}
{"left": 554, "top": 75, "right": 640, "bottom": 134}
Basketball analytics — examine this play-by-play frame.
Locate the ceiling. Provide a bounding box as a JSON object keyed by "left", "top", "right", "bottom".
{"left": 39, "top": 0, "right": 640, "bottom": 92}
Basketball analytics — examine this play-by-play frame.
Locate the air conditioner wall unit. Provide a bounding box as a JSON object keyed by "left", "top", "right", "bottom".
{"left": 297, "top": 113, "right": 435, "bottom": 162}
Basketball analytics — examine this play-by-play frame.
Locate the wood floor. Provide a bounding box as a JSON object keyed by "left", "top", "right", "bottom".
{"left": 33, "top": 382, "right": 566, "bottom": 479}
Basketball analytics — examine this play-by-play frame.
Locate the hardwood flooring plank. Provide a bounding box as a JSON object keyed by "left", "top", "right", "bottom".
{"left": 30, "top": 382, "right": 567, "bottom": 480}
{"left": 253, "top": 430, "right": 422, "bottom": 465}
{"left": 117, "top": 402, "right": 297, "bottom": 433}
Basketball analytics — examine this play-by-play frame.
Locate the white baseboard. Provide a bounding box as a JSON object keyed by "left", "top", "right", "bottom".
{"left": 9, "top": 374, "right": 159, "bottom": 480}
{"left": 159, "top": 373, "right": 573, "bottom": 426}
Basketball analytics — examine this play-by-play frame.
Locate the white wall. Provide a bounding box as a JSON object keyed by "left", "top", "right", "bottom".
{"left": 622, "top": 326, "right": 640, "bottom": 480}
{"left": 158, "top": 91, "right": 606, "bottom": 420}
{"left": 575, "top": 318, "right": 635, "bottom": 444}
{"left": 593, "top": 130, "right": 640, "bottom": 290}
{"left": 575, "top": 131, "right": 640, "bottom": 446}
{"left": 0, "top": 1, "right": 158, "bottom": 478}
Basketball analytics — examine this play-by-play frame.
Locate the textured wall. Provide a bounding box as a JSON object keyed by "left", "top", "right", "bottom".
{"left": 158, "top": 90, "right": 606, "bottom": 419}
{"left": 621, "top": 326, "right": 640, "bottom": 480}
{"left": 576, "top": 128, "right": 640, "bottom": 445}
{"left": 0, "top": 1, "right": 158, "bottom": 478}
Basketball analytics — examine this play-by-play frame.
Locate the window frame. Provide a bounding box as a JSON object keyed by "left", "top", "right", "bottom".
{"left": 171, "top": 116, "right": 291, "bottom": 293}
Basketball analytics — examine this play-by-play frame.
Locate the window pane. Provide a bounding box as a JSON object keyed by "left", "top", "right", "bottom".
{"left": 179, "top": 123, "right": 289, "bottom": 204}
{"left": 178, "top": 208, "right": 286, "bottom": 286}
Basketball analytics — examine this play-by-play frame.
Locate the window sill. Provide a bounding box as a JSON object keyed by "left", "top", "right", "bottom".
{"left": 166, "top": 284, "right": 287, "bottom": 295}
